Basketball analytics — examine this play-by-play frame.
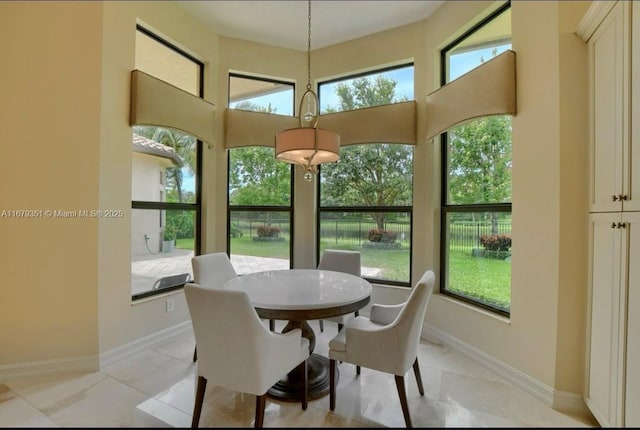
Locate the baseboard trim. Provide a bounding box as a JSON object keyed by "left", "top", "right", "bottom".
{"left": 0, "top": 355, "right": 98, "bottom": 383}
{"left": 422, "top": 322, "right": 587, "bottom": 415}
{"left": 0, "top": 322, "right": 192, "bottom": 383}
{"left": 99, "top": 321, "right": 192, "bottom": 369}
{"left": 553, "top": 389, "right": 591, "bottom": 417}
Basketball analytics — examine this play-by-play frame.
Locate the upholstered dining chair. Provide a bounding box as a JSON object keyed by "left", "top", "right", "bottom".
{"left": 328, "top": 270, "right": 435, "bottom": 428}
{"left": 184, "top": 283, "right": 309, "bottom": 428}
{"left": 190, "top": 252, "right": 238, "bottom": 362}
{"left": 317, "top": 249, "right": 361, "bottom": 333}
{"left": 191, "top": 252, "right": 238, "bottom": 290}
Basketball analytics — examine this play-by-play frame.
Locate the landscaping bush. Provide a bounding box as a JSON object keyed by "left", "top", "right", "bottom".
{"left": 479, "top": 234, "right": 512, "bottom": 251}
{"left": 257, "top": 225, "right": 281, "bottom": 238}
{"left": 253, "top": 224, "right": 285, "bottom": 242}
{"left": 474, "top": 234, "right": 512, "bottom": 259}
{"left": 368, "top": 229, "right": 397, "bottom": 243}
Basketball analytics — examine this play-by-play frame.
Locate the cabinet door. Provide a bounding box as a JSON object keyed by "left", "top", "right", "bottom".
{"left": 624, "top": 212, "right": 640, "bottom": 425}
{"left": 626, "top": 3, "right": 640, "bottom": 211}
{"left": 586, "top": 212, "right": 625, "bottom": 427}
{"left": 589, "top": 1, "right": 626, "bottom": 213}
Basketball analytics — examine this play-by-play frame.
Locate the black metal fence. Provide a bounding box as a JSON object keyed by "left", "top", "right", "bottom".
{"left": 448, "top": 222, "right": 512, "bottom": 252}
{"left": 319, "top": 219, "right": 411, "bottom": 248}
{"left": 231, "top": 218, "right": 291, "bottom": 239}
{"left": 230, "top": 214, "right": 509, "bottom": 252}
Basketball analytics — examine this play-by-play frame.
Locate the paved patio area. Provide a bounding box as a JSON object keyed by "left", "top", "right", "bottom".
{"left": 131, "top": 250, "right": 380, "bottom": 296}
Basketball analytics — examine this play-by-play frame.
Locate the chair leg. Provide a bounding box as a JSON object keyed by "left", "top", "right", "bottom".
{"left": 254, "top": 394, "right": 267, "bottom": 428}
{"left": 191, "top": 376, "right": 207, "bottom": 428}
{"left": 193, "top": 346, "right": 197, "bottom": 362}
{"left": 299, "top": 359, "right": 308, "bottom": 410}
{"left": 395, "top": 374, "right": 412, "bottom": 428}
{"left": 269, "top": 319, "right": 275, "bottom": 332}
{"left": 412, "top": 357, "right": 424, "bottom": 395}
{"left": 329, "top": 358, "right": 337, "bottom": 411}
{"left": 319, "top": 319, "right": 324, "bottom": 332}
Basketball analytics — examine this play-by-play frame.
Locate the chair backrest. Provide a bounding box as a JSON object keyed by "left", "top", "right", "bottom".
{"left": 317, "top": 249, "right": 361, "bottom": 276}
{"left": 184, "top": 283, "right": 272, "bottom": 394}
{"left": 191, "top": 252, "right": 237, "bottom": 289}
{"left": 391, "top": 270, "right": 435, "bottom": 372}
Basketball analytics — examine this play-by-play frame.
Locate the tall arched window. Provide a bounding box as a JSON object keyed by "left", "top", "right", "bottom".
{"left": 440, "top": 2, "right": 512, "bottom": 316}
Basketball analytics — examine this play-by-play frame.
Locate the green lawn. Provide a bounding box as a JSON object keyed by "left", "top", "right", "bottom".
{"left": 446, "top": 249, "right": 511, "bottom": 310}
{"left": 176, "top": 238, "right": 194, "bottom": 250}
{"left": 196, "top": 235, "right": 511, "bottom": 311}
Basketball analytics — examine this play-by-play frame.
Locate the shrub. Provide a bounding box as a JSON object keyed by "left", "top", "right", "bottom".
{"left": 163, "top": 225, "right": 176, "bottom": 241}
{"left": 257, "top": 225, "right": 281, "bottom": 238}
{"left": 479, "top": 234, "right": 511, "bottom": 251}
{"left": 230, "top": 224, "right": 243, "bottom": 238}
{"left": 368, "top": 229, "right": 397, "bottom": 243}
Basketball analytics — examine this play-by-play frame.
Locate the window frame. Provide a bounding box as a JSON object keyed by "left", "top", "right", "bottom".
{"left": 439, "top": 1, "right": 512, "bottom": 317}
{"left": 316, "top": 63, "right": 415, "bottom": 287}
{"left": 226, "top": 73, "right": 296, "bottom": 271}
{"left": 131, "top": 25, "right": 203, "bottom": 301}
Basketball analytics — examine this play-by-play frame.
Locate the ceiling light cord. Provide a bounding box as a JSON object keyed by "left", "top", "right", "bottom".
{"left": 306, "top": 0, "right": 312, "bottom": 92}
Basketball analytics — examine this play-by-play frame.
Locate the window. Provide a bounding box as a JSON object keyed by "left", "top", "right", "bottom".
{"left": 440, "top": 2, "right": 512, "bottom": 316}
{"left": 318, "top": 64, "right": 414, "bottom": 286}
{"left": 131, "top": 26, "right": 203, "bottom": 300}
{"left": 227, "top": 74, "right": 295, "bottom": 275}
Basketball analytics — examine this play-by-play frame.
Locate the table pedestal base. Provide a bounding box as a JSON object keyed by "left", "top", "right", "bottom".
{"left": 267, "top": 354, "right": 338, "bottom": 402}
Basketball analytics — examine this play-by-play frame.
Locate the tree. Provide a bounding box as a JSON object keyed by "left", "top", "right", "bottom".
{"left": 133, "top": 125, "right": 196, "bottom": 203}
{"left": 320, "top": 144, "right": 412, "bottom": 229}
{"left": 227, "top": 101, "right": 291, "bottom": 208}
{"left": 325, "top": 75, "right": 403, "bottom": 113}
{"left": 228, "top": 146, "right": 291, "bottom": 206}
{"left": 447, "top": 115, "right": 512, "bottom": 231}
{"left": 320, "top": 75, "right": 413, "bottom": 229}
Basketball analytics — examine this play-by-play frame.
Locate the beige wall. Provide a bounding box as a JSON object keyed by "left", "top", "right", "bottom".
{"left": 555, "top": 0, "right": 590, "bottom": 396}
{"left": 0, "top": 1, "right": 103, "bottom": 366}
{"left": 424, "top": 0, "right": 590, "bottom": 397}
{"left": 0, "top": 0, "right": 593, "bottom": 401}
{"left": 97, "top": 1, "right": 219, "bottom": 354}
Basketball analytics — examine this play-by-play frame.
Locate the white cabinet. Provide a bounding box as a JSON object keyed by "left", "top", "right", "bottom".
{"left": 624, "top": 213, "right": 640, "bottom": 426}
{"left": 586, "top": 212, "right": 640, "bottom": 427}
{"left": 579, "top": 1, "right": 640, "bottom": 427}
{"left": 587, "top": 1, "right": 632, "bottom": 213}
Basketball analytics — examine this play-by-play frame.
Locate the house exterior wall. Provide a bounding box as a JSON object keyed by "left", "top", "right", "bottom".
{"left": 131, "top": 153, "right": 170, "bottom": 256}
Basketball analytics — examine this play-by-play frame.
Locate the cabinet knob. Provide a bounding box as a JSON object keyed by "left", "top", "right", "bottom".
{"left": 618, "top": 222, "right": 627, "bottom": 229}
{"left": 613, "top": 195, "right": 619, "bottom": 201}
{"left": 612, "top": 222, "right": 618, "bottom": 228}
{"left": 619, "top": 194, "right": 628, "bottom": 201}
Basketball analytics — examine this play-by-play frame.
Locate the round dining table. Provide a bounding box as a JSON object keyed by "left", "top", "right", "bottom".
{"left": 224, "top": 268, "right": 372, "bottom": 401}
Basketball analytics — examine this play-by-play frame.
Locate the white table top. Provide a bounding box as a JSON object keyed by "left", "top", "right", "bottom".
{"left": 224, "top": 269, "right": 372, "bottom": 311}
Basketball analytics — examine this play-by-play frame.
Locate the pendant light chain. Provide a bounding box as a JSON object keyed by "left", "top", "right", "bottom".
{"left": 306, "top": 0, "right": 312, "bottom": 91}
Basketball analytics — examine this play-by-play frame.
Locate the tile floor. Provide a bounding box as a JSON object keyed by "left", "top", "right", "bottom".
{"left": 0, "top": 320, "right": 599, "bottom": 428}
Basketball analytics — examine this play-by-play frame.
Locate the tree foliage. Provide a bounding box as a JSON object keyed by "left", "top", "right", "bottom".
{"left": 133, "top": 125, "right": 196, "bottom": 203}
{"left": 320, "top": 144, "right": 412, "bottom": 228}
{"left": 228, "top": 101, "right": 291, "bottom": 206}
{"left": 324, "top": 75, "right": 406, "bottom": 113}
{"left": 447, "top": 116, "right": 512, "bottom": 205}
{"left": 229, "top": 147, "right": 291, "bottom": 206}
{"left": 321, "top": 75, "right": 413, "bottom": 229}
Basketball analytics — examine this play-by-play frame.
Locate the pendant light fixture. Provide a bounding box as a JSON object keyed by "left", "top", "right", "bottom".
{"left": 275, "top": 0, "right": 340, "bottom": 181}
